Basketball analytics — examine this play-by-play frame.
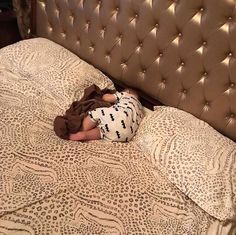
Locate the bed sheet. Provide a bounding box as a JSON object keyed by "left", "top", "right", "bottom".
{"left": 0, "top": 38, "right": 232, "bottom": 234}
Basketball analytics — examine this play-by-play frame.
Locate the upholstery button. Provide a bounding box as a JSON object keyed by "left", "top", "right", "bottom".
{"left": 155, "top": 23, "right": 159, "bottom": 28}
{"left": 230, "top": 113, "right": 235, "bottom": 118}
{"left": 142, "top": 69, "right": 146, "bottom": 73}
{"left": 139, "top": 42, "right": 143, "bottom": 47}
{"left": 159, "top": 52, "right": 163, "bottom": 57}
{"left": 162, "top": 79, "right": 166, "bottom": 83}
{"left": 182, "top": 89, "right": 187, "bottom": 94}
{"left": 116, "top": 7, "right": 119, "bottom": 11}
{"left": 40, "top": 1, "right": 46, "bottom": 7}
{"left": 202, "top": 41, "right": 207, "bottom": 46}
{"left": 228, "top": 52, "right": 233, "bottom": 57}
{"left": 178, "top": 32, "right": 182, "bottom": 37}
{"left": 135, "top": 14, "right": 139, "bottom": 18}
{"left": 199, "top": 7, "right": 204, "bottom": 12}
{"left": 180, "top": 61, "right": 185, "bottom": 66}
{"left": 230, "top": 83, "right": 235, "bottom": 88}
{"left": 98, "top": 0, "right": 101, "bottom": 4}
{"left": 203, "top": 72, "right": 208, "bottom": 76}
{"left": 228, "top": 16, "right": 233, "bottom": 21}
{"left": 205, "top": 101, "right": 209, "bottom": 106}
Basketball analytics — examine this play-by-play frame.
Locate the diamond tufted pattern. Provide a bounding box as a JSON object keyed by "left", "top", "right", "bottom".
{"left": 35, "top": 0, "right": 236, "bottom": 141}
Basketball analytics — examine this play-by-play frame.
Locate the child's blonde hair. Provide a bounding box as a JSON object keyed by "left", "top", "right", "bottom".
{"left": 123, "top": 88, "right": 139, "bottom": 98}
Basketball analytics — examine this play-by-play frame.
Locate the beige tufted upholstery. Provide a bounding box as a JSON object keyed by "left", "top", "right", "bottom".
{"left": 34, "top": 0, "right": 236, "bottom": 142}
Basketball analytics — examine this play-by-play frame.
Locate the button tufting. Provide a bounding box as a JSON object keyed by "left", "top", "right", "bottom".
{"left": 159, "top": 52, "right": 163, "bottom": 57}
{"left": 228, "top": 52, "right": 233, "bottom": 57}
{"left": 121, "top": 62, "right": 127, "bottom": 67}
{"left": 203, "top": 72, "right": 208, "bottom": 76}
{"left": 228, "top": 16, "right": 233, "bottom": 21}
{"left": 162, "top": 79, "right": 166, "bottom": 83}
{"left": 230, "top": 83, "right": 235, "bottom": 88}
{"left": 135, "top": 14, "right": 139, "bottom": 18}
{"left": 182, "top": 89, "right": 187, "bottom": 94}
{"left": 230, "top": 113, "right": 235, "bottom": 118}
{"left": 202, "top": 41, "right": 207, "bottom": 46}
{"left": 199, "top": 7, "right": 204, "bottom": 12}
{"left": 142, "top": 69, "right": 146, "bottom": 73}
{"left": 180, "top": 61, "right": 185, "bottom": 66}
{"left": 205, "top": 101, "right": 209, "bottom": 106}
{"left": 178, "top": 32, "right": 182, "bottom": 37}
{"left": 40, "top": 1, "right": 46, "bottom": 8}
{"left": 155, "top": 23, "right": 159, "bottom": 28}
{"left": 139, "top": 42, "right": 143, "bottom": 47}
{"left": 116, "top": 7, "right": 119, "bottom": 11}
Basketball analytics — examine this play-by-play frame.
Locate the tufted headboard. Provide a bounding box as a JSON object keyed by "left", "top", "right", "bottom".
{"left": 32, "top": 0, "right": 236, "bottom": 142}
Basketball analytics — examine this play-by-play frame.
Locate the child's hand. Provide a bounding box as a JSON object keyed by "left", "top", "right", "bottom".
{"left": 102, "top": 94, "right": 117, "bottom": 103}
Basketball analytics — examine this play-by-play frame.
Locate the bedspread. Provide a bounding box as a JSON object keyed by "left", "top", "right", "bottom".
{"left": 0, "top": 38, "right": 224, "bottom": 235}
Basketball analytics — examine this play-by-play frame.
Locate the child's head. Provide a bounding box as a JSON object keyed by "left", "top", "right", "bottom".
{"left": 123, "top": 88, "right": 139, "bottom": 98}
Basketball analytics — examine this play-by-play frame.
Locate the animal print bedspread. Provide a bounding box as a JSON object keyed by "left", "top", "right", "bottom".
{"left": 0, "top": 38, "right": 216, "bottom": 234}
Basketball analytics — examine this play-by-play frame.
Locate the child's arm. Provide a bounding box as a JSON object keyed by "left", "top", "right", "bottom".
{"left": 102, "top": 93, "right": 117, "bottom": 103}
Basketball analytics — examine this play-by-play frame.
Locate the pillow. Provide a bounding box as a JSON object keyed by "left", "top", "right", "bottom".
{"left": 0, "top": 38, "right": 114, "bottom": 111}
{"left": 133, "top": 106, "right": 236, "bottom": 221}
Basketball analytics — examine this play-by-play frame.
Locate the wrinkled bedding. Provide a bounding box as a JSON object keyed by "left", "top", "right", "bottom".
{"left": 0, "top": 38, "right": 231, "bottom": 234}
{"left": 134, "top": 106, "right": 236, "bottom": 221}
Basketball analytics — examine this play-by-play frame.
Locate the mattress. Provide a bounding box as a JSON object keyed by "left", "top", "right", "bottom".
{"left": 0, "top": 38, "right": 235, "bottom": 235}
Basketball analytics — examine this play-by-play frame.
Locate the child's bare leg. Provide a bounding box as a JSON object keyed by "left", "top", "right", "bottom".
{"left": 69, "top": 127, "right": 101, "bottom": 141}
{"left": 81, "top": 115, "right": 97, "bottom": 131}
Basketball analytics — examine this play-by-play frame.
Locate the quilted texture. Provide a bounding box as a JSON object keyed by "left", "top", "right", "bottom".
{"left": 133, "top": 106, "right": 236, "bottom": 221}
{"left": 0, "top": 38, "right": 216, "bottom": 234}
{"left": 34, "top": 0, "right": 236, "bottom": 141}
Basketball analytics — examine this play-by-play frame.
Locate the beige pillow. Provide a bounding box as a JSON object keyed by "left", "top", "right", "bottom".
{"left": 0, "top": 37, "right": 114, "bottom": 111}
{"left": 133, "top": 106, "right": 236, "bottom": 221}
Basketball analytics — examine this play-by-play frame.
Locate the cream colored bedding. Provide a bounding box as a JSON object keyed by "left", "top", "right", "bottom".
{"left": 0, "top": 38, "right": 232, "bottom": 234}
{"left": 134, "top": 106, "right": 236, "bottom": 221}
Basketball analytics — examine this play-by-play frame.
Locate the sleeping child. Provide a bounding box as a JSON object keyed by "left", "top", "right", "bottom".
{"left": 69, "top": 88, "right": 143, "bottom": 142}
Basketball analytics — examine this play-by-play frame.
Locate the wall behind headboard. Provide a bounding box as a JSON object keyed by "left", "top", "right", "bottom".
{"left": 33, "top": 0, "right": 236, "bottom": 141}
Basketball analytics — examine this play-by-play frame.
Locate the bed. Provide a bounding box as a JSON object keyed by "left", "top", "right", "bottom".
{"left": 0, "top": 0, "right": 236, "bottom": 234}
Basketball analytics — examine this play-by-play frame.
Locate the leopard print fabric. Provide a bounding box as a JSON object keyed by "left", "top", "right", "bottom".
{"left": 133, "top": 106, "right": 236, "bottom": 221}
{"left": 0, "top": 39, "right": 216, "bottom": 234}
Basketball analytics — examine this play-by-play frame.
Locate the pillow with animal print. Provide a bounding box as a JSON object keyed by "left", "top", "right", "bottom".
{"left": 133, "top": 106, "right": 236, "bottom": 221}
{"left": 0, "top": 37, "right": 114, "bottom": 111}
